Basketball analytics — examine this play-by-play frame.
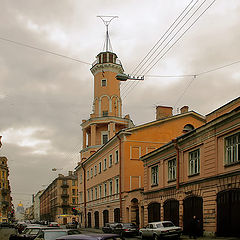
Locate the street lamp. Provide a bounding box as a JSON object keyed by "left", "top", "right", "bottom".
{"left": 115, "top": 73, "right": 144, "bottom": 81}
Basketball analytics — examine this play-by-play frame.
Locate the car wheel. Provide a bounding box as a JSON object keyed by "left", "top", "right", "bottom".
{"left": 153, "top": 234, "right": 159, "bottom": 240}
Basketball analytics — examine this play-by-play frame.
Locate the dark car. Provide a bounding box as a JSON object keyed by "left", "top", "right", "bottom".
{"left": 102, "top": 223, "right": 119, "bottom": 233}
{"left": 113, "top": 223, "right": 139, "bottom": 237}
{"left": 35, "top": 229, "right": 81, "bottom": 240}
{"left": 56, "top": 233, "right": 122, "bottom": 240}
{"left": 9, "top": 226, "right": 60, "bottom": 240}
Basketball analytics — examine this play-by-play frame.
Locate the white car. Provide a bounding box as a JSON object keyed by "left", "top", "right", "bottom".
{"left": 139, "top": 221, "right": 182, "bottom": 240}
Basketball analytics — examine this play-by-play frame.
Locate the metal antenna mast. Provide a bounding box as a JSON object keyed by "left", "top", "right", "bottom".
{"left": 97, "top": 15, "right": 118, "bottom": 52}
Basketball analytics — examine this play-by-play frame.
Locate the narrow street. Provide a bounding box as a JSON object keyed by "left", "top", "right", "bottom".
{"left": 78, "top": 228, "right": 239, "bottom": 240}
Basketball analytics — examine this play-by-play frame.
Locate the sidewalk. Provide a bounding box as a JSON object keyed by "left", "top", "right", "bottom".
{"left": 79, "top": 228, "right": 239, "bottom": 240}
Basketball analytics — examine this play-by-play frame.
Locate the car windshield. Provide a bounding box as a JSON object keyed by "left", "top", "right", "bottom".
{"left": 162, "top": 222, "right": 174, "bottom": 227}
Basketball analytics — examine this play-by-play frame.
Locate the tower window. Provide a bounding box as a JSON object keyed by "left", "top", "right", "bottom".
{"left": 102, "top": 134, "right": 108, "bottom": 144}
{"left": 101, "top": 79, "right": 107, "bottom": 87}
{"left": 101, "top": 132, "right": 109, "bottom": 145}
{"left": 102, "top": 111, "right": 108, "bottom": 116}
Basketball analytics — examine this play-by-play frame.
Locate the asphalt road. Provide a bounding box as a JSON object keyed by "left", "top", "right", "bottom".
{"left": 79, "top": 228, "right": 239, "bottom": 240}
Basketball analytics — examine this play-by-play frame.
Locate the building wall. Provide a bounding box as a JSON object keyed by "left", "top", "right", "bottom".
{"left": 142, "top": 106, "right": 240, "bottom": 236}
{"left": 40, "top": 172, "right": 78, "bottom": 224}
{"left": 0, "top": 157, "right": 12, "bottom": 222}
{"left": 77, "top": 111, "right": 206, "bottom": 228}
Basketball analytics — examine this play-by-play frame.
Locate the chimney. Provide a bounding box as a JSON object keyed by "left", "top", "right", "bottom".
{"left": 68, "top": 171, "right": 73, "bottom": 176}
{"left": 156, "top": 106, "right": 173, "bottom": 120}
{"left": 180, "top": 106, "right": 189, "bottom": 114}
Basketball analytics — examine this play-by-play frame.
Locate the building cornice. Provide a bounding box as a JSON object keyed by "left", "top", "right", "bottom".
{"left": 90, "top": 63, "right": 124, "bottom": 75}
{"left": 81, "top": 116, "right": 133, "bottom": 128}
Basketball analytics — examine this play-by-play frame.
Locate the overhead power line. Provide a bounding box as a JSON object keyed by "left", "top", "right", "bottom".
{"left": 120, "top": 0, "right": 199, "bottom": 95}
{"left": 121, "top": 0, "right": 217, "bottom": 100}
{"left": 130, "top": 0, "right": 197, "bottom": 76}
{"left": 0, "top": 36, "right": 91, "bottom": 65}
{"left": 145, "top": 59, "right": 240, "bottom": 79}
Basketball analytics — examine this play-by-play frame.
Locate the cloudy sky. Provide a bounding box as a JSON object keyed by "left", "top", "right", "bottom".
{"left": 0, "top": 0, "right": 239, "bottom": 209}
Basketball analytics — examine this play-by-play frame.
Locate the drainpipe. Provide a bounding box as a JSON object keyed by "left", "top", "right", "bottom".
{"left": 117, "top": 135, "right": 122, "bottom": 222}
{"left": 81, "top": 162, "right": 87, "bottom": 228}
{"left": 173, "top": 139, "right": 180, "bottom": 190}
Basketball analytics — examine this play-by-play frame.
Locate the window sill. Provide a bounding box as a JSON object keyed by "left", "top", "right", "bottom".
{"left": 224, "top": 161, "right": 240, "bottom": 168}
{"left": 168, "top": 179, "right": 176, "bottom": 183}
{"left": 188, "top": 172, "right": 200, "bottom": 178}
{"left": 151, "top": 183, "right": 158, "bottom": 187}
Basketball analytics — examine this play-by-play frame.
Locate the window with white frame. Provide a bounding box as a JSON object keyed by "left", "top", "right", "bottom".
{"left": 115, "top": 178, "right": 119, "bottom": 194}
{"left": 99, "top": 162, "right": 102, "bottom": 173}
{"left": 151, "top": 165, "right": 158, "bottom": 185}
{"left": 115, "top": 150, "right": 119, "bottom": 164}
{"left": 87, "top": 170, "right": 89, "bottom": 180}
{"left": 91, "top": 168, "right": 93, "bottom": 178}
{"left": 225, "top": 132, "right": 240, "bottom": 164}
{"left": 109, "top": 180, "right": 113, "bottom": 195}
{"left": 168, "top": 158, "right": 176, "bottom": 181}
{"left": 99, "top": 185, "right": 102, "bottom": 199}
{"left": 103, "top": 159, "right": 107, "bottom": 170}
{"left": 95, "top": 187, "right": 98, "bottom": 200}
{"left": 189, "top": 149, "right": 200, "bottom": 175}
{"left": 104, "top": 183, "right": 107, "bottom": 197}
{"left": 94, "top": 165, "right": 97, "bottom": 176}
{"left": 109, "top": 155, "right": 113, "bottom": 167}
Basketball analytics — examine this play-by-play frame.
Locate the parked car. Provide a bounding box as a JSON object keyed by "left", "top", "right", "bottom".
{"left": 102, "top": 223, "right": 119, "bottom": 233}
{"left": 56, "top": 233, "right": 122, "bottom": 240}
{"left": 113, "top": 223, "right": 139, "bottom": 237}
{"left": 35, "top": 229, "right": 81, "bottom": 240}
{"left": 9, "top": 226, "right": 60, "bottom": 240}
{"left": 139, "top": 221, "right": 182, "bottom": 240}
{"left": 66, "top": 222, "right": 79, "bottom": 229}
{"left": 48, "top": 222, "right": 60, "bottom": 227}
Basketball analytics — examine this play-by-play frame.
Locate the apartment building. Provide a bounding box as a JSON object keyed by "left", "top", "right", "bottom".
{"left": 141, "top": 97, "right": 240, "bottom": 237}
{"left": 0, "top": 155, "right": 12, "bottom": 222}
{"left": 40, "top": 171, "right": 78, "bottom": 224}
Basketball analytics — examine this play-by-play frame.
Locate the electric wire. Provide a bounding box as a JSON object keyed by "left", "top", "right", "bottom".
{"left": 139, "top": 0, "right": 210, "bottom": 76}
{"left": 121, "top": 0, "right": 217, "bottom": 101}
{"left": 120, "top": 0, "right": 198, "bottom": 94}
{"left": 0, "top": 36, "right": 91, "bottom": 65}
{"left": 121, "top": 0, "right": 206, "bottom": 97}
{"left": 131, "top": 0, "right": 197, "bottom": 76}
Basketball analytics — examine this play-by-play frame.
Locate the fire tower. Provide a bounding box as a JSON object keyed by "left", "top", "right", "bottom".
{"left": 81, "top": 17, "right": 134, "bottom": 161}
